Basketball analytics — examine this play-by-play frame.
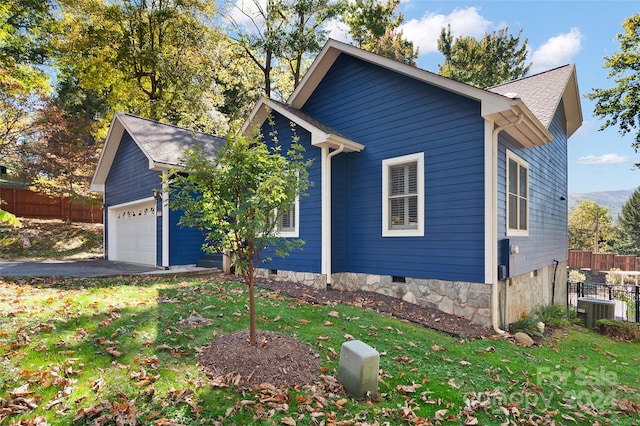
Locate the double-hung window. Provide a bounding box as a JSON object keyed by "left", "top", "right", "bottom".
{"left": 506, "top": 150, "right": 529, "bottom": 236}
{"left": 276, "top": 197, "right": 299, "bottom": 238}
{"left": 382, "top": 152, "right": 424, "bottom": 237}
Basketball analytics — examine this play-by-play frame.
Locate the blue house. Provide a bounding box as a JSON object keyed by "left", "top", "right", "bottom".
{"left": 244, "top": 39, "right": 582, "bottom": 330}
{"left": 90, "top": 113, "right": 225, "bottom": 268}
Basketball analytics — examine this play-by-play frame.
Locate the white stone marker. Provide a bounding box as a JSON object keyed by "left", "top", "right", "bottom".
{"left": 338, "top": 340, "right": 379, "bottom": 399}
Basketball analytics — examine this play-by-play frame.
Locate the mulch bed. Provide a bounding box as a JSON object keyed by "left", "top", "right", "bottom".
{"left": 197, "top": 275, "right": 492, "bottom": 391}
{"left": 253, "top": 277, "right": 492, "bottom": 340}
{"left": 198, "top": 330, "right": 320, "bottom": 389}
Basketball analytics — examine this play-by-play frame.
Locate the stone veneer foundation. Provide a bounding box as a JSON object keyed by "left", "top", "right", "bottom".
{"left": 257, "top": 261, "right": 568, "bottom": 329}
{"left": 331, "top": 273, "right": 492, "bottom": 327}
{"left": 257, "top": 268, "right": 491, "bottom": 327}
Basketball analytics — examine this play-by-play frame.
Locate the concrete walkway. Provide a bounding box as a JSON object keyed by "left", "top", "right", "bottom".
{"left": 0, "top": 258, "right": 215, "bottom": 278}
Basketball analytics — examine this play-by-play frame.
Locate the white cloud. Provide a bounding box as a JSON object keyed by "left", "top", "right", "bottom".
{"left": 325, "top": 18, "right": 353, "bottom": 44}
{"left": 576, "top": 153, "right": 629, "bottom": 165}
{"left": 225, "top": 0, "right": 267, "bottom": 30}
{"left": 529, "top": 28, "right": 583, "bottom": 74}
{"left": 400, "top": 7, "right": 492, "bottom": 55}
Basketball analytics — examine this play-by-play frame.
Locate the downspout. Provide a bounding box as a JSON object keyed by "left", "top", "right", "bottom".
{"left": 162, "top": 170, "right": 169, "bottom": 268}
{"left": 490, "top": 113, "right": 523, "bottom": 334}
{"left": 322, "top": 143, "right": 345, "bottom": 287}
{"left": 101, "top": 195, "right": 107, "bottom": 260}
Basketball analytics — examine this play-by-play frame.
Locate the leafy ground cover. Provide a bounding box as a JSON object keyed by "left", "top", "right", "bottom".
{"left": 1, "top": 274, "right": 640, "bottom": 425}
{"left": 0, "top": 218, "right": 103, "bottom": 260}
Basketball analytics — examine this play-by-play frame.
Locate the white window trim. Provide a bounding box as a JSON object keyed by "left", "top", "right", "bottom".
{"left": 382, "top": 152, "right": 424, "bottom": 237}
{"left": 506, "top": 149, "right": 529, "bottom": 237}
{"left": 275, "top": 196, "right": 299, "bottom": 238}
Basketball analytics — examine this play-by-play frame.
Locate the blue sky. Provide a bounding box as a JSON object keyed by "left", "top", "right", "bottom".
{"left": 325, "top": 1, "right": 639, "bottom": 194}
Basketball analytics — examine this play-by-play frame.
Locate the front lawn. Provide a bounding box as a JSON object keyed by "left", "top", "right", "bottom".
{"left": 1, "top": 274, "right": 639, "bottom": 425}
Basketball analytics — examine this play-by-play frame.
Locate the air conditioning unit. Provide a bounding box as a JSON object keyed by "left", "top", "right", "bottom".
{"left": 577, "top": 297, "right": 615, "bottom": 329}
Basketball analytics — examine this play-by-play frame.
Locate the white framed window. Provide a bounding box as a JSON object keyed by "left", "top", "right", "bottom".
{"left": 382, "top": 152, "right": 424, "bottom": 237}
{"left": 506, "top": 150, "right": 529, "bottom": 236}
{"left": 276, "top": 197, "right": 299, "bottom": 238}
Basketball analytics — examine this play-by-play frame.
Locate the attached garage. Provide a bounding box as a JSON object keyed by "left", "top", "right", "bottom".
{"left": 91, "top": 113, "right": 225, "bottom": 268}
{"left": 107, "top": 200, "right": 157, "bottom": 266}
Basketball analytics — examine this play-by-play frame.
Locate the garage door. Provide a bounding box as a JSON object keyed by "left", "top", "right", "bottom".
{"left": 108, "top": 201, "right": 157, "bottom": 265}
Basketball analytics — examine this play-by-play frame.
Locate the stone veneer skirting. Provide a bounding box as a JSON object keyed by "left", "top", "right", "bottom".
{"left": 331, "top": 273, "right": 492, "bottom": 327}
{"left": 257, "top": 268, "right": 492, "bottom": 327}
{"left": 258, "top": 262, "right": 568, "bottom": 329}
{"left": 256, "top": 268, "right": 327, "bottom": 289}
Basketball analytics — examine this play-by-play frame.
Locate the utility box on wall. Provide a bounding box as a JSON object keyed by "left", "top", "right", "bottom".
{"left": 498, "top": 239, "right": 512, "bottom": 280}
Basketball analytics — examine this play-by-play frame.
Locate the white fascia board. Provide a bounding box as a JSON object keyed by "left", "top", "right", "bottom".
{"left": 90, "top": 183, "right": 105, "bottom": 192}
{"left": 242, "top": 97, "right": 270, "bottom": 137}
{"left": 319, "top": 134, "right": 364, "bottom": 153}
{"left": 483, "top": 100, "right": 553, "bottom": 147}
{"left": 563, "top": 65, "right": 583, "bottom": 138}
{"left": 289, "top": 39, "right": 515, "bottom": 110}
{"left": 90, "top": 114, "right": 124, "bottom": 192}
{"left": 244, "top": 99, "right": 364, "bottom": 152}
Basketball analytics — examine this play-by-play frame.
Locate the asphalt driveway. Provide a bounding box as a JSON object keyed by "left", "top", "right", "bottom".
{"left": 0, "top": 258, "right": 209, "bottom": 278}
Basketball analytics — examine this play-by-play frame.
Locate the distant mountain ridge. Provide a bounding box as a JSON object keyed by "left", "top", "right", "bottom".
{"left": 569, "top": 188, "right": 636, "bottom": 220}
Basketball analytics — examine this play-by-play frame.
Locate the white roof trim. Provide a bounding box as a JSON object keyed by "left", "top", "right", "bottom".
{"left": 90, "top": 113, "right": 178, "bottom": 192}
{"left": 289, "top": 39, "right": 512, "bottom": 109}
{"left": 243, "top": 98, "right": 364, "bottom": 153}
{"left": 287, "top": 39, "right": 554, "bottom": 147}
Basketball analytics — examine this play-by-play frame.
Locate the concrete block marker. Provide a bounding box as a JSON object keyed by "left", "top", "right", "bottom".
{"left": 338, "top": 340, "right": 379, "bottom": 399}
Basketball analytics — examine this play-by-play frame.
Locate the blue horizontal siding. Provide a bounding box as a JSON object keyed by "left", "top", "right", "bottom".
{"left": 105, "top": 131, "right": 162, "bottom": 206}
{"left": 169, "top": 209, "right": 206, "bottom": 265}
{"left": 305, "top": 53, "right": 486, "bottom": 283}
{"left": 259, "top": 112, "right": 322, "bottom": 274}
{"left": 497, "top": 102, "right": 568, "bottom": 276}
{"left": 105, "top": 131, "right": 162, "bottom": 264}
{"left": 105, "top": 131, "right": 207, "bottom": 266}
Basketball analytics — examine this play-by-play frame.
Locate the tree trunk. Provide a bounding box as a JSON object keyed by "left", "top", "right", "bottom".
{"left": 264, "top": 50, "right": 272, "bottom": 97}
{"left": 248, "top": 273, "right": 257, "bottom": 346}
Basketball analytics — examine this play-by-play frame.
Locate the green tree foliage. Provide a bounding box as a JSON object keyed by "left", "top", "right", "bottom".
{"left": 55, "top": 0, "right": 228, "bottom": 134}
{"left": 168, "top": 128, "right": 311, "bottom": 345}
{"left": 0, "top": 208, "right": 20, "bottom": 226}
{"left": 0, "top": 0, "right": 56, "bottom": 95}
{"left": 281, "top": 0, "right": 344, "bottom": 88}
{"left": 227, "top": 0, "right": 341, "bottom": 98}
{"left": 0, "top": 0, "right": 55, "bottom": 186}
{"left": 437, "top": 25, "right": 530, "bottom": 88}
{"left": 586, "top": 14, "right": 640, "bottom": 163}
{"left": 228, "top": 0, "right": 287, "bottom": 98}
{"left": 344, "top": 0, "right": 417, "bottom": 65}
{"left": 0, "top": 90, "right": 44, "bottom": 168}
{"left": 615, "top": 187, "right": 640, "bottom": 255}
{"left": 568, "top": 200, "right": 615, "bottom": 252}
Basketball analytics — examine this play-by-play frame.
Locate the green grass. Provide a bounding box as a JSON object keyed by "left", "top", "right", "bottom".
{"left": 1, "top": 275, "right": 640, "bottom": 425}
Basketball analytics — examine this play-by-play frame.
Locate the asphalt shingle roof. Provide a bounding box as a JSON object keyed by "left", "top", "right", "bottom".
{"left": 487, "top": 64, "right": 575, "bottom": 129}
{"left": 117, "top": 113, "right": 225, "bottom": 166}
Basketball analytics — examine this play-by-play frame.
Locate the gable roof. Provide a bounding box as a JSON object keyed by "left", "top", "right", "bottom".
{"left": 273, "top": 39, "right": 582, "bottom": 148}
{"left": 91, "top": 113, "right": 225, "bottom": 192}
{"left": 243, "top": 98, "right": 364, "bottom": 152}
{"left": 488, "top": 64, "right": 582, "bottom": 138}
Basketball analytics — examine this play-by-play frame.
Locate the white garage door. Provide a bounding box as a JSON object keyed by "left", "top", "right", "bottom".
{"left": 108, "top": 200, "right": 157, "bottom": 266}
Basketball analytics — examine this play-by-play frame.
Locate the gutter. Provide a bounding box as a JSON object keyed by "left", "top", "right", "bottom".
{"left": 490, "top": 113, "right": 523, "bottom": 334}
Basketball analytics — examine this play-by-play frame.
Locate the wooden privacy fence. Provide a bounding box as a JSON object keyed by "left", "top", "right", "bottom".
{"left": 568, "top": 250, "right": 640, "bottom": 272}
{"left": 0, "top": 187, "right": 102, "bottom": 223}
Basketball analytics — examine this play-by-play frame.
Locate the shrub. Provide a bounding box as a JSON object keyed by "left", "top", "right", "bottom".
{"left": 568, "top": 268, "right": 586, "bottom": 283}
{"left": 510, "top": 304, "right": 580, "bottom": 335}
{"left": 596, "top": 319, "right": 640, "bottom": 342}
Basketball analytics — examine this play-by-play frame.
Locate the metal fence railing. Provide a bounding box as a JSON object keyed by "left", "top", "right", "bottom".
{"left": 567, "top": 281, "right": 640, "bottom": 323}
